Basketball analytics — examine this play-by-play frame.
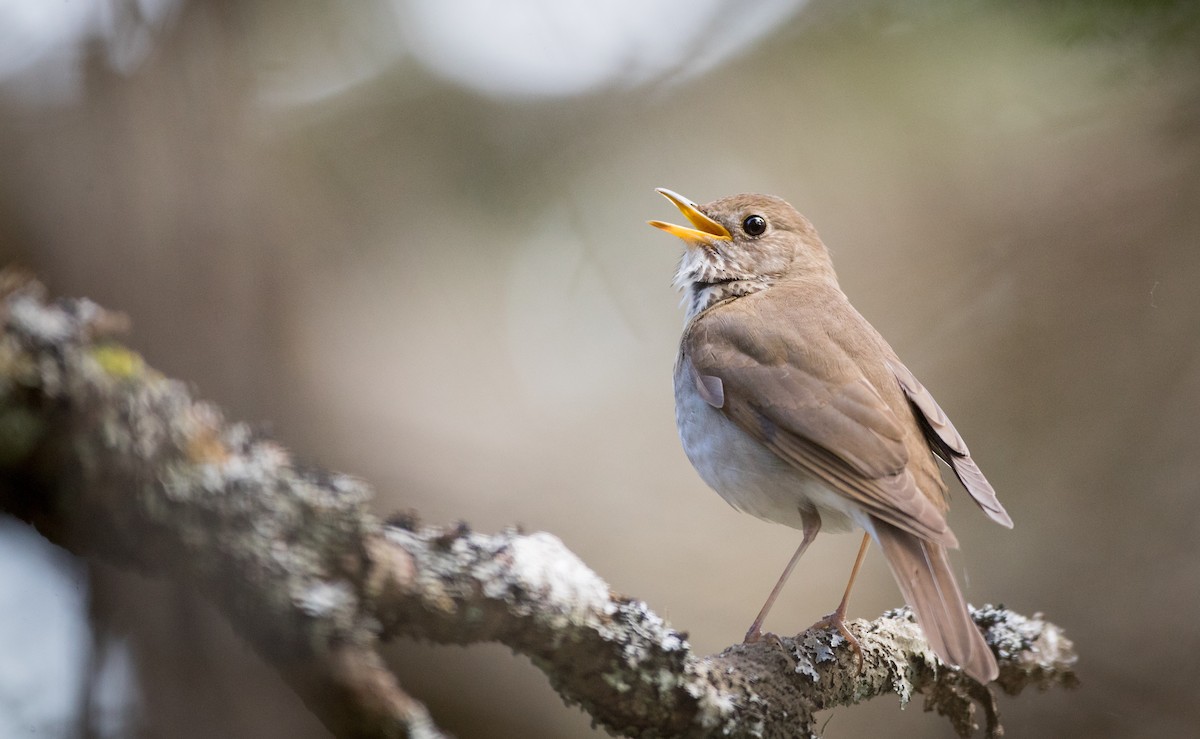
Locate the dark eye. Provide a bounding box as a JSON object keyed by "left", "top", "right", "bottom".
{"left": 742, "top": 215, "right": 767, "bottom": 237}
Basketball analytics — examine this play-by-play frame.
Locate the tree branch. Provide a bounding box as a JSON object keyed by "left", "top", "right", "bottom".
{"left": 0, "top": 274, "right": 1077, "bottom": 738}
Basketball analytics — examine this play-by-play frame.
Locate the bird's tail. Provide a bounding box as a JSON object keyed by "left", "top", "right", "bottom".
{"left": 872, "top": 519, "right": 998, "bottom": 683}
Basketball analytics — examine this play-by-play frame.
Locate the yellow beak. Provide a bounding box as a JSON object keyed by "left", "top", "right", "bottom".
{"left": 648, "top": 188, "right": 731, "bottom": 242}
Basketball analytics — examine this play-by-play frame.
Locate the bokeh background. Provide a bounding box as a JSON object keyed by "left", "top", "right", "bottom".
{"left": 2, "top": 0, "right": 1198, "bottom": 736}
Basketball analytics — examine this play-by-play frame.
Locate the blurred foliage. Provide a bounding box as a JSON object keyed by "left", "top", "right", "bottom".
{"left": 1028, "top": 0, "right": 1200, "bottom": 48}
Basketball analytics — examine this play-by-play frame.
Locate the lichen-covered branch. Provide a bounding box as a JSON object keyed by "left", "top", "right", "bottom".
{"left": 0, "top": 275, "right": 446, "bottom": 739}
{"left": 0, "top": 275, "right": 1077, "bottom": 738}
{"left": 367, "top": 524, "right": 1076, "bottom": 738}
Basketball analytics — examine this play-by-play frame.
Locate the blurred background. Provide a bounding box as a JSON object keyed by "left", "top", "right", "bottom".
{"left": 1, "top": 0, "right": 1198, "bottom": 736}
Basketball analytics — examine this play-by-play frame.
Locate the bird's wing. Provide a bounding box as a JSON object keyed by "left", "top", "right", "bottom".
{"left": 684, "top": 305, "right": 957, "bottom": 547}
{"left": 887, "top": 359, "right": 1013, "bottom": 528}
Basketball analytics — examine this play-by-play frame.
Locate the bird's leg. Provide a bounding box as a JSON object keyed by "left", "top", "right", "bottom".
{"left": 811, "top": 532, "right": 871, "bottom": 674}
{"left": 744, "top": 510, "right": 821, "bottom": 644}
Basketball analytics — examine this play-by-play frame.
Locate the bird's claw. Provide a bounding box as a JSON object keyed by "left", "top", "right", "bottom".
{"left": 811, "top": 611, "right": 864, "bottom": 676}
{"left": 743, "top": 629, "right": 797, "bottom": 669}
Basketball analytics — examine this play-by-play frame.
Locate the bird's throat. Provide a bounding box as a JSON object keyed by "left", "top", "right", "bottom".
{"left": 685, "top": 277, "right": 770, "bottom": 321}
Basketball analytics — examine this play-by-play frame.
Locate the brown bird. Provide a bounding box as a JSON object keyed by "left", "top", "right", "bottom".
{"left": 649, "top": 188, "right": 1012, "bottom": 683}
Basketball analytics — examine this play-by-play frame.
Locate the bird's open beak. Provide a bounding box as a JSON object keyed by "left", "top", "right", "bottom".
{"left": 648, "top": 188, "right": 731, "bottom": 242}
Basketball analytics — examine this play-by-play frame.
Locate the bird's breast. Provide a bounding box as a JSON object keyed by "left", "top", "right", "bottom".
{"left": 673, "top": 356, "right": 862, "bottom": 534}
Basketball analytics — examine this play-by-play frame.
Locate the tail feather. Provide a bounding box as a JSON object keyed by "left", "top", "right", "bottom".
{"left": 873, "top": 519, "right": 998, "bottom": 682}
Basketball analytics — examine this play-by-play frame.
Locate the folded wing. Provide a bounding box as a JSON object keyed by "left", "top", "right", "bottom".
{"left": 887, "top": 359, "right": 1013, "bottom": 528}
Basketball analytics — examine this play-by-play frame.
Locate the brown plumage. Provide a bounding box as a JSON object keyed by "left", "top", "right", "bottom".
{"left": 650, "top": 188, "right": 1012, "bottom": 683}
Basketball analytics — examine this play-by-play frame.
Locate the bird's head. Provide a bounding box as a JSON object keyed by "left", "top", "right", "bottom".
{"left": 649, "top": 188, "right": 834, "bottom": 319}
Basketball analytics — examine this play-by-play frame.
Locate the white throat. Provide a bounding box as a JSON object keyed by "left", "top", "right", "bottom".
{"left": 682, "top": 279, "right": 768, "bottom": 321}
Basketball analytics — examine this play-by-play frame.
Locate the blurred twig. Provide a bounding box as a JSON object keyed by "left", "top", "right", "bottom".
{"left": 0, "top": 276, "right": 1077, "bottom": 738}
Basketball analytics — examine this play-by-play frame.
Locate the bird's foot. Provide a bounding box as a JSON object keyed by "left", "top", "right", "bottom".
{"left": 743, "top": 624, "right": 763, "bottom": 644}
{"left": 811, "top": 609, "right": 864, "bottom": 676}
{"left": 743, "top": 628, "right": 797, "bottom": 669}
{"left": 744, "top": 626, "right": 787, "bottom": 652}
{"left": 745, "top": 626, "right": 789, "bottom": 651}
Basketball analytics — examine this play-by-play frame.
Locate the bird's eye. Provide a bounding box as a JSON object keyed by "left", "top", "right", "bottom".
{"left": 742, "top": 215, "right": 767, "bottom": 237}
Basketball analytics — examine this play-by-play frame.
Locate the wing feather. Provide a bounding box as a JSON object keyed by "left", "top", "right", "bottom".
{"left": 887, "top": 360, "right": 1013, "bottom": 528}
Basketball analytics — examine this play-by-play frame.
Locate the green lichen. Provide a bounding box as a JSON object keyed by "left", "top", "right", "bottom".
{"left": 89, "top": 344, "right": 145, "bottom": 380}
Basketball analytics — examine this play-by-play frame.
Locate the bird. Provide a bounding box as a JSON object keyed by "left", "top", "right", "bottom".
{"left": 648, "top": 188, "right": 1012, "bottom": 683}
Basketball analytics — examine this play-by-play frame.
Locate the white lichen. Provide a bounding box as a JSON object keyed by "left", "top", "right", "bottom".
{"left": 685, "top": 662, "right": 742, "bottom": 732}
{"left": 601, "top": 671, "right": 632, "bottom": 694}
{"left": 878, "top": 617, "right": 930, "bottom": 707}
{"left": 9, "top": 296, "right": 73, "bottom": 344}
{"left": 505, "top": 532, "right": 612, "bottom": 621}
{"left": 297, "top": 581, "right": 354, "bottom": 618}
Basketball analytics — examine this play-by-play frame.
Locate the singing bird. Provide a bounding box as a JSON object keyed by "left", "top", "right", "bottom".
{"left": 649, "top": 188, "right": 1012, "bottom": 683}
